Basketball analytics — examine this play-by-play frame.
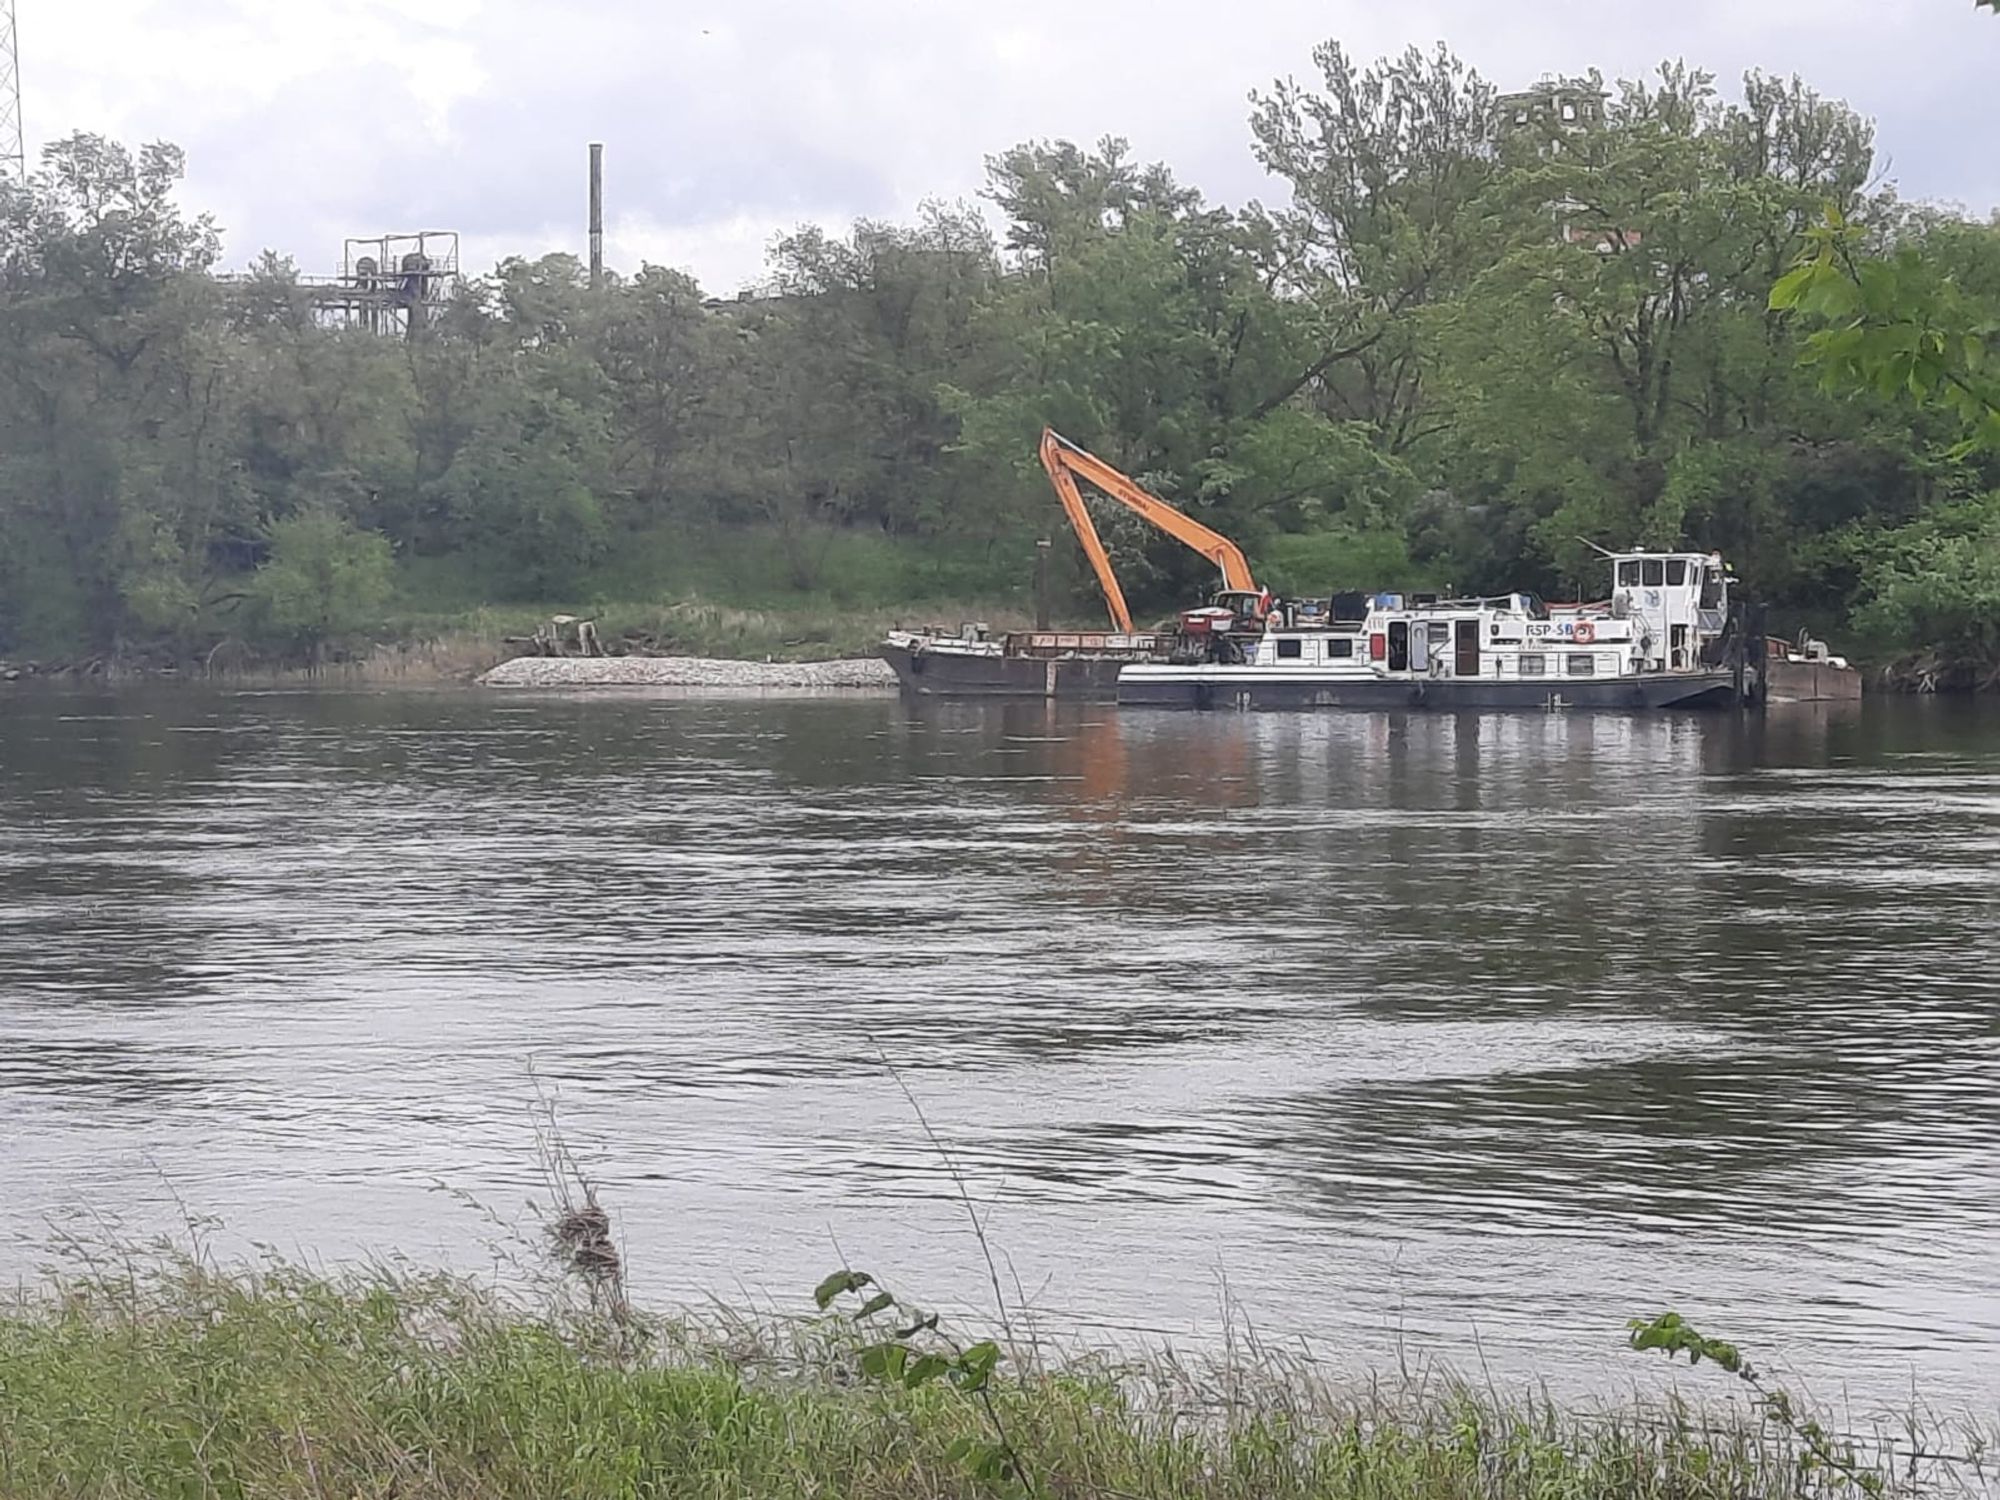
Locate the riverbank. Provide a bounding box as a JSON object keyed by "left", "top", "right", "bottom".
{"left": 0, "top": 600, "right": 1021, "bottom": 688}
{"left": 0, "top": 1248, "right": 1975, "bottom": 1500}
{"left": 479, "top": 654, "right": 897, "bottom": 689}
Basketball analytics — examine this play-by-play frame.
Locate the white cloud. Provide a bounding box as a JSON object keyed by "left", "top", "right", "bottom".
{"left": 20, "top": 0, "right": 2000, "bottom": 294}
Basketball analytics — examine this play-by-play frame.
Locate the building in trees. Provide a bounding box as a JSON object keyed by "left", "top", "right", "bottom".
{"left": 1496, "top": 75, "right": 1640, "bottom": 252}
{"left": 1494, "top": 76, "right": 1608, "bottom": 137}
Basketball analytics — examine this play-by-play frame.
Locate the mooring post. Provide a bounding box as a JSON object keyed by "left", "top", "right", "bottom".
{"left": 589, "top": 143, "right": 604, "bottom": 291}
{"left": 1034, "top": 538, "right": 1052, "bottom": 631}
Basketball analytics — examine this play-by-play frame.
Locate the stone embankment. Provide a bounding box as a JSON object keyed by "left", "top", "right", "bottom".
{"left": 478, "top": 655, "right": 898, "bottom": 690}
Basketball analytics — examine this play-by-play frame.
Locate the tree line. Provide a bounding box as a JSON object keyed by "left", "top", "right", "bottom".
{"left": 1, "top": 44, "right": 1996, "bottom": 678}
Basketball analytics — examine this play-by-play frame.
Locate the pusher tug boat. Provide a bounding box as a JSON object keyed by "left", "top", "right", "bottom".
{"left": 1118, "top": 551, "right": 1749, "bottom": 710}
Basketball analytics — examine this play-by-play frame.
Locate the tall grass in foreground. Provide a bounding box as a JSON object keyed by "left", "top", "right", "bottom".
{"left": 0, "top": 1242, "right": 1989, "bottom": 1500}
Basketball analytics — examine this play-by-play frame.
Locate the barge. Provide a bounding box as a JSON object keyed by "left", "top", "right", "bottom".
{"left": 879, "top": 428, "right": 1858, "bottom": 712}
{"left": 1120, "top": 550, "right": 1753, "bottom": 711}
{"left": 882, "top": 626, "right": 1165, "bottom": 700}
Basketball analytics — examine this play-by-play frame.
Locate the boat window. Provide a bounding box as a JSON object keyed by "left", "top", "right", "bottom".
{"left": 1699, "top": 568, "right": 1724, "bottom": 609}
{"left": 1327, "top": 638, "right": 1354, "bottom": 659}
{"left": 1518, "top": 654, "right": 1545, "bottom": 677}
{"left": 1428, "top": 622, "right": 1452, "bottom": 645}
{"left": 1277, "top": 637, "right": 1303, "bottom": 660}
{"left": 1642, "top": 559, "right": 1665, "bottom": 586}
{"left": 1567, "top": 653, "right": 1596, "bottom": 676}
{"left": 1387, "top": 621, "right": 1410, "bottom": 672}
{"left": 1666, "top": 559, "right": 1688, "bottom": 586}
{"left": 1618, "top": 561, "right": 1641, "bottom": 587}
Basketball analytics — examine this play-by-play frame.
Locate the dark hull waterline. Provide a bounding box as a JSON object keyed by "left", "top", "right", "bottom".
{"left": 1117, "top": 669, "right": 1742, "bottom": 711}
{"left": 884, "top": 645, "right": 1742, "bottom": 711}
{"left": 881, "top": 644, "right": 1127, "bottom": 700}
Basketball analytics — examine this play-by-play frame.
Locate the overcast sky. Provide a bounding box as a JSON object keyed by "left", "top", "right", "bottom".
{"left": 20, "top": 0, "right": 1996, "bottom": 293}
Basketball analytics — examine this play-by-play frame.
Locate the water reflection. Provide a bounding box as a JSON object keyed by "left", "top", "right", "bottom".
{"left": 0, "top": 687, "right": 1996, "bottom": 1409}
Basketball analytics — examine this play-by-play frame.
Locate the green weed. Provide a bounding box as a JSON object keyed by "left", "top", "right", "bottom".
{"left": 0, "top": 1244, "right": 1984, "bottom": 1499}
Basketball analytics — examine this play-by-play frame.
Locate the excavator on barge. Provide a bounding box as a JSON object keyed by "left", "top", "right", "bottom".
{"left": 879, "top": 430, "right": 1835, "bottom": 709}
{"left": 879, "top": 428, "right": 1270, "bottom": 699}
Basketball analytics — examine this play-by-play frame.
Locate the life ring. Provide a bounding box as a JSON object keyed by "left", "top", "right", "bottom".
{"left": 1574, "top": 621, "right": 1596, "bottom": 645}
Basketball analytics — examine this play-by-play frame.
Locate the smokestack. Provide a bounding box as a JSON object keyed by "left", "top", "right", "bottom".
{"left": 589, "top": 143, "right": 604, "bottom": 290}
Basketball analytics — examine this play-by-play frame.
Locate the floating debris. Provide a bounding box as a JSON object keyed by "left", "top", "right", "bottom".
{"left": 551, "top": 1200, "right": 622, "bottom": 1282}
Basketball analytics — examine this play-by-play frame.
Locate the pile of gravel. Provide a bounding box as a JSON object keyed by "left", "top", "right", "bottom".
{"left": 478, "top": 655, "right": 898, "bottom": 690}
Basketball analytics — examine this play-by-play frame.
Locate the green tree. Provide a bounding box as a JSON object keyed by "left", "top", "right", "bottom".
{"left": 1851, "top": 495, "right": 2000, "bottom": 685}
{"left": 251, "top": 509, "right": 394, "bottom": 661}
{"left": 0, "top": 134, "right": 229, "bottom": 652}
{"left": 597, "top": 264, "right": 716, "bottom": 516}
{"left": 952, "top": 139, "right": 1372, "bottom": 611}
{"left": 759, "top": 205, "right": 998, "bottom": 542}
{"left": 1427, "top": 64, "right": 1894, "bottom": 601}
{"left": 0, "top": 45, "right": 1990, "bottom": 681}
{"left": 1248, "top": 43, "right": 1500, "bottom": 452}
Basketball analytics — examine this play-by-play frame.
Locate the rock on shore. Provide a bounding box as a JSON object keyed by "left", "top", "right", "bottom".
{"left": 478, "top": 655, "right": 898, "bottom": 690}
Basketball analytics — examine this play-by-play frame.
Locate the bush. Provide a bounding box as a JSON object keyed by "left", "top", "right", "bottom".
{"left": 1852, "top": 495, "right": 2000, "bottom": 677}
{"left": 251, "top": 510, "right": 395, "bottom": 659}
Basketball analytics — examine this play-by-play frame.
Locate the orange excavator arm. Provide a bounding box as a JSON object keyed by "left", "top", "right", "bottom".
{"left": 1037, "top": 427, "right": 1257, "bottom": 634}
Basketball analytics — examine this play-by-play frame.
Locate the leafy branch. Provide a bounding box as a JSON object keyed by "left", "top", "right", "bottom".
{"left": 815, "top": 1268, "right": 1032, "bottom": 1492}
{"left": 1628, "top": 1312, "right": 1885, "bottom": 1495}
{"left": 1770, "top": 207, "right": 2000, "bottom": 454}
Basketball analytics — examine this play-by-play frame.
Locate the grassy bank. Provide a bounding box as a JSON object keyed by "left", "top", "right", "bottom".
{"left": 0, "top": 1245, "right": 1982, "bottom": 1500}
{"left": 379, "top": 526, "right": 1040, "bottom": 666}
{"left": 0, "top": 525, "right": 1045, "bottom": 682}
{"left": 377, "top": 598, "right": 1030, "bottom": 672}
{"left": 3, "top": 598, "right": 1029, "bottom": 686}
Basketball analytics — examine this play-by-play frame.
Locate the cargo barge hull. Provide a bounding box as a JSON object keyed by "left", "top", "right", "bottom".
{"left": 1116, "top": 667, "right": 1741, "bottom": 711}
{"left": 881, "top": 640, "right": 1130, "bottom": 700}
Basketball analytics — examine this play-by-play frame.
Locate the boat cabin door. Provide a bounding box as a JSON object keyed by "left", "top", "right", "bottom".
{"left": 1454, "top": 619, "right": 1481, "bottom": 678}
{"left": 1387, "top": 621, "right": 1410, "bottom": 672}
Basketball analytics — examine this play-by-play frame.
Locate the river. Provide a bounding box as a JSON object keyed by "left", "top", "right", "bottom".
{"left": 1, "top": 688, "right": 1996, "bottom": 1412}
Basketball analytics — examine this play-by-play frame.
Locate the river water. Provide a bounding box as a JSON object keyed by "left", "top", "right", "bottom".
{"left": 1, "top": 688, "right": 1996, "bottom": 1411}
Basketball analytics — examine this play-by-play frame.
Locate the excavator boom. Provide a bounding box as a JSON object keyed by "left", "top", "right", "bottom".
{"left": 1037, "top": 428, "right": 1257, "bottom": 634}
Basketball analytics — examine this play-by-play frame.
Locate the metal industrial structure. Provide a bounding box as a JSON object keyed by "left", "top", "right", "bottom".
{"left": 231, "top": 133, "right": 607, "bottom": 339}
{"left": 270, "top": 232, "right": 461, "bottom": 339}
{"left": 1, "top": 0, "right": 25, "bottom": 182}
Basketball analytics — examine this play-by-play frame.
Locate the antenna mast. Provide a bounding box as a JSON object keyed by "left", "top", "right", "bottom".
{"left": 0, "top": 0, "right": 22, "bottom": 182}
